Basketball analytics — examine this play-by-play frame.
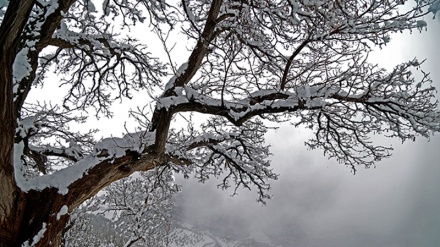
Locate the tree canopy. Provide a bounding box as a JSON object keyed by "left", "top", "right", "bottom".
{"left": 1, "top": 0, "right": 440, "bottom": 246}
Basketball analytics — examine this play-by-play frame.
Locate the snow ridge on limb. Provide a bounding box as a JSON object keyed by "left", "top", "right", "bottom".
{"left": 14, "top": 118, "right": 156, "bottom": 194}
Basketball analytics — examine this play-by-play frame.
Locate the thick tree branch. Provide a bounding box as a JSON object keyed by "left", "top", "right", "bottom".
{"left": 17, "top": 150, "right": 164, "bottom": 246}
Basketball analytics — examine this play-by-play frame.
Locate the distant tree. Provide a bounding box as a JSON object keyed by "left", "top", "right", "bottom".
{"left": 62, "top": 211, "right": 123, "bottom": 247}
{"left": 1, "top": 0, "right": 440, "bottom": 246}
{"left": 62, "top": 169, "right": 178, "bottom": 247}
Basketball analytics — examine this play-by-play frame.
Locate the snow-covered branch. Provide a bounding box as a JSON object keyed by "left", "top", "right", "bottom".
{"left": 3, "top": 0, "right": 440, "bottom": 245}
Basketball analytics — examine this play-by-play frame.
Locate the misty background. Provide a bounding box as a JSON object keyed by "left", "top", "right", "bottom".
{"left": 172, "top": 16, "right": 440, "bottom": 247}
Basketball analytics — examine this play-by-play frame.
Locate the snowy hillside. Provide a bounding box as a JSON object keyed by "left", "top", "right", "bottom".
{"left": 168, "top": 223, "right": 282, "bottom": 247}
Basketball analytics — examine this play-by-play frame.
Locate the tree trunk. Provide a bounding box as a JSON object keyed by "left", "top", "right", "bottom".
{"left": 0, "top": 1, "right": 96, "bottom": 245}
{"left": 0, "top": 0, "right": 35, "bottom": 245}
{"left": 15, "top": 190, "right": 69, "bottom": 247}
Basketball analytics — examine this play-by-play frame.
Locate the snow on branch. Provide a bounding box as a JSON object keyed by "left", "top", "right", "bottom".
{"left": 297, "top": 60, "right": 440, "bottom": 171}
{"left": 5, "top": 0, "right": 440, "bottom": 244}
{"left": 14, "top": 128, "right": 156, "bottom": 195}
{"left": 39, "top": 10, "right": 167, "bottom": 116}
{"left": 10, "top": 0, "right": 440, "bottom": 205}
{"left": 166, "top": 117, "right": 277, "bottom": 203}
{"left": 153, "top": 55, "right": 439, "bottom": 172}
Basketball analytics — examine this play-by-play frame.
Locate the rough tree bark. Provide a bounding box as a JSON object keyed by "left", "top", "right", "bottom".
{"left": 0, "top": 1, "right": 36, "bottom": 245}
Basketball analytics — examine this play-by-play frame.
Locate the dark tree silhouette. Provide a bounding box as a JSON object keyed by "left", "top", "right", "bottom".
{"left": 1, "top": 0, "right": 439, "bottom": 246}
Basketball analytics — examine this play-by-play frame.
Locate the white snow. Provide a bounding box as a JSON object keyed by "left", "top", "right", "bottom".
{"left": 14, "top": 142, "right": 28, "bottom": 191}
{"left": 13, "top": 48, "right": 32, "bottom": 85}
{"left": 15, "top": 131, "right": 155, "bottom": 194}
{"left": 18, "top": 115, "right": 37, "bottom": 137}
{"left": 22, "top": 223, "right": 47, "bottom": 247}
{"left": 157, "top": 95, "right": 188, "bottom": 110}
{"left": 19, "top": 155, "right": 104, "bottom": 194}
{"left": 14, "top": 116, "right": 36, "bottom": 191}
{"left": 13, "top": 115, "right": 103, "bottom": 194}
{"left": 12, "top": 0, "right": 60, "bottom": 93}
{"left": 165, "top": 63, "right": 188, "bottom": 91}
{"left": 94, "top": 131, "right": 154, "bottom": 158}
{"left": 56, "top": 205, "right": 69, "bottom": 220}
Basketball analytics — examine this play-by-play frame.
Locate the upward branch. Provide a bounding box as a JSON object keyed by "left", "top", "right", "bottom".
{"left": 173, "top": 0, "right": 223, "bottom": 88}
{"left": 150, "top": 0, "right": 225, "bottom": 151}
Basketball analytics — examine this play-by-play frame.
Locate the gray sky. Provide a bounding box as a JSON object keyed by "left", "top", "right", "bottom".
{"left": 175, "top": 16, "right": 440, "bottom": 247}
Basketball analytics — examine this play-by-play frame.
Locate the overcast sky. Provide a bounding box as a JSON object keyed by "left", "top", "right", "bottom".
{"left": 175, "top": 16, "right": 440, "bottom": 247}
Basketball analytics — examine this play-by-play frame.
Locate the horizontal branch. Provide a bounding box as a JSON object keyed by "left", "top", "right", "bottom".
{"left": 47, "top": 36, "right": 122, "bottom": 57}
{"left": 157, "top": 87, "right": 325, "bottom": 126}
{"left": 29, "top": 145, "right": 82, "bottom": 162}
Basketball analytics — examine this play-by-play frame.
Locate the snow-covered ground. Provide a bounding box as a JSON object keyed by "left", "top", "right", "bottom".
{"left": 168, "top": 225, "right": 282, "bottom": 247}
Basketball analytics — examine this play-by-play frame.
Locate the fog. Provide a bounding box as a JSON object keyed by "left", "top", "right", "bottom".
{"left": 174, "top": 17, "right": 440, "bottom": 247}
{"left": 176, "top": 130, "right": 440, "bottom": 246}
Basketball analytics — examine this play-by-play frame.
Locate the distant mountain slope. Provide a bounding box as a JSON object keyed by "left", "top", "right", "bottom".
{"left": 168, "top": 222, "right": 283, "bottom": 247}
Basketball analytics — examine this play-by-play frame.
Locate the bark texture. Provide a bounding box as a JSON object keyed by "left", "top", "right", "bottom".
{"left": 0, "top": 1, "right": 35, "bottom": 245}
{"left": 13, "top": 153, "right": 163, "bottom": 246}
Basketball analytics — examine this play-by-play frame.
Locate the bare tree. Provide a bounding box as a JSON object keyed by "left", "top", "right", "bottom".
{"left": 1, "top": 0, "right": 440, "bottom": 246}
{"left": 62, "top": 168, "right": 178, "bottom": 247}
